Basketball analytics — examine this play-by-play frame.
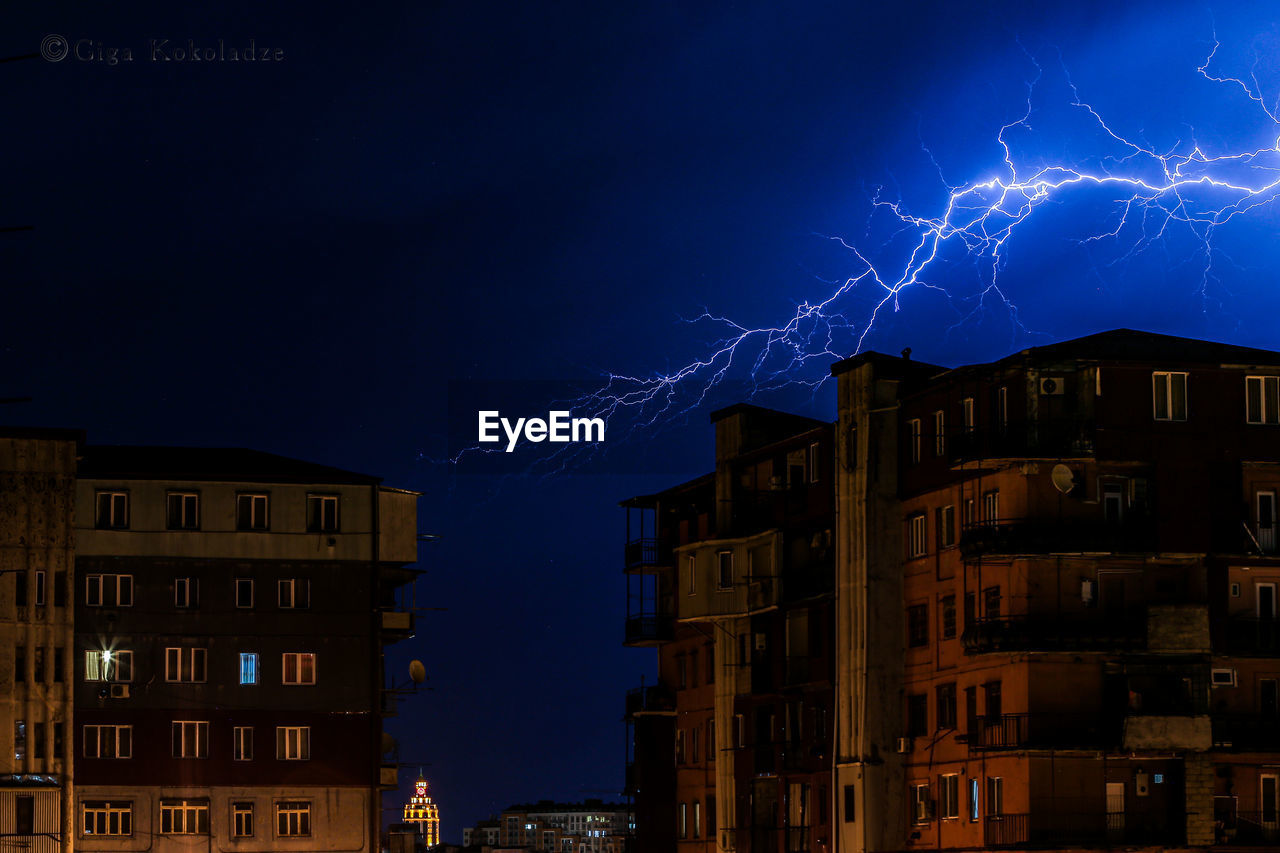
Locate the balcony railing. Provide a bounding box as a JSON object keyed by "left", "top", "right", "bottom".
{"left": 984, "top": 814, "right": 1029, "bottom": 847}
{"left": 949, "top": 419, "right": 1096, "bottom": 464}
{"left": 962, "top": 614, "right": 1146, "bottom": 654}
{"left": 625, "top": 682, "right": 676, "bottom": 717}
{"left": 624, "top": 538, "right": 671, "bottom": 571}
{"left": 984, "top": 810, "right": 1179, "bottom": 847}
{"left": 1212, "top": 715, "right": 1280, "bottom": 750}
{"left": 1225, "top": 616, "right": 1280, "bottom": 655}
{"left": 1220, "top": 811, "right": 1280, "bottom": 846}
{"left": 960, "top": 517, "right": 1155, "bottom": 558}
{"left": 968, "top": 713, "right": 1117, "bottom": 751}
{"left": 624, "top": 614, "right": 674, "bottom": 646}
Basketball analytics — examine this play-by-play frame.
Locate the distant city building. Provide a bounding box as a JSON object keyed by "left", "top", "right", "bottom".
{"left": 404, "top": 772, "right": 442, "bottom": 845}
{"left": 462, "top": 800, "right": 631, "bottom": 852}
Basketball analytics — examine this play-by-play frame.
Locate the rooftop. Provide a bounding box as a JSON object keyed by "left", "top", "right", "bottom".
{"left": 79, "top": 445, "right": 382, "bottom": 485}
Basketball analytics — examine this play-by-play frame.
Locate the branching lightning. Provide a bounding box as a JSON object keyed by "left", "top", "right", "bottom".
{"left": 452, "top": 36, "right": 1280, "bottom": 471}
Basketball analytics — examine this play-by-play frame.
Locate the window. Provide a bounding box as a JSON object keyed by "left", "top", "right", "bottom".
{"left": 933, "top": 410, "right": 946, "bottom": 456}
{"left": 939, "top": 774, "right": 960, "bottom": 820}
{"left": 937, "top": 505, "right": 956, "bottom": 548}
{"left": 1247, "top": 375, "right": 1280, "bottom": 424}
{"left": 908, "top": 513, "right": 927, "bottom": 558}
{"left": 236, "top": 493, "right": 269, "bottom": 531}
{"left": 907, "top": 604, "right": 929, "bottom": 647}
{"left": 84, "top": 724, "right": 132, "bottom": 759}
{"left": 806, "top": 441, "right": 821, "bottom": 483}
{"left": 941, "top": 595, "right": 957, "bottom": 639}
{"left": 161, "top": 800, "right": 209, "bottom": 834}
{"left": 282, "top": 653, "right": 316, "bottom": 685}
{"left": 693, "top": 800, "right": 701, "bottom": 837}
{"left": 33, "top": 648, "right": 44, "bottom": 684}
{"left": 982, "top": 489, "right": 999, "bottom": 524}
{"left": 240, "top": 653, "right": 259, "bottom": 685}
{"left": 969, "top": 778, "right": 980, "bottom": 821}
{"left": 166, "top": 492, "right": 200, "bottom": 529}
{"left": 53, "top": 648, "right": 63, "bottom": 683}
{"left": 907, "top": 419, "right": 921, "bottom": 464}
{"left": 1103, "top": 482, "right": 1124, "bottom": 524}
{"left": 983, "top": 587, "right": 1002, "bottom": 619}
{"left": 85, "top": 574, "right": 133, "bottom": 607}
{"left": 907, "top": 694, "right": 928, "bottom": 737}
{"left": 844, "top": 784, "right": 856, "bottom": 823}
{"left": 54, "top": 723, "right": 63, "bottom": 760}
{"left": 54, "top": 571, "right": 65, "bottom": 607}
{"left": 232, "top": 802, "right": 254, "bottom": 837}
{"left": 962, "top": 497, "right": 975, "bottom": 528}
{"left": 171, "top": 721, "right": 209, "bottom": 758}
{"left": 986, "top": 777, "right": 1004, "bottom": 816}
{"left": 95, "top": 491, "right": 129, "bottom": 529}
{"left": 278, "top": 578, "right": 310, "bottom": 609}
{"left": 165, "top": 648, "right": 207, "bottom": 683}
{"left": 276, "top": 802, "right": 311, "bottom": 837}
{"left": 34, "top": 570, "right": 45, "bottom": 606}
{"left": 996, "top": 386, "right": 1008, "bottom": 433}
{"left": 235, "top": 578, "right": 254, "bottom": 608}
{"left": 690, "top": 726, "right": 700, "bottom": 763}
{"left": 306, "top": 494, "right": 340, "bottom": 532}
{"left": 83, "top": 801, "right": 132, "bottom": 835}
{"left": 276, "top": 726, "right": 311, "bottom": 760}
{"left": 233, "top": 727, "right": 253, "bottom": 761}
{"left": 16, "top": 795, "right": 32, "bottom": 835}
{"left": 911, "top": 783, "right": 932, "bottom": 823}
{"left": 13, "top": 647, "right": 22, "bottom": 683}
{"left": 961, "top": 397, "right": 975, "bottom": 430}
{"left": 174, "top": 577, "right": 198, "bottom": 608}
{"left": 85, "top": 650, "right": 133, "bottom": 682}
{"left": 1152, "top": 371, "right": 1188, "bottom": 421}
{"left": 936, "top": 684, "right": 957, "bottom": 729}
{"left": 675, "top": 728, "right": 686, "bottom": 763}
{"left": 1211, "top": 668, "right": 1237, "bottom": 687}
{"left": 717, "top": 551, "right": 733, "bottom": 589}
{"left": 984, "top": 681, "right": 1003, "bottom": 720}
{"left": 686, "top": 554, "right": 697, "bottom": 596}
{"left": 678, "top": 803, "right": 688, "bottom": 839}
{"left": 14, "top": 720, "right": 24, "bottom": 761}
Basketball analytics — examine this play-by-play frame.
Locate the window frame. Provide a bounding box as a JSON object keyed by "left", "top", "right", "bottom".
{"left": 233, "top": 726, "right": 253, "bottom": 761}
{"left": 164, "top": 647, "right": 208, "bottom": 683}
{"left": 235, "top": 578, "right": 254, "bottom": 609}
{"left": 171, "top": 720, "right": 209, "bottom": 759}
{"left": 240, "top": 652, "right": 259, "bottom": 685}
{"left": 306, "top": 494, "right": 340, "bottom": 533}
{"left": 281, "top": 652, "right": 316, "bottom": 686}
{"left": 82, "top": 800, "right": 132, "bottom": 836}
{"left": 907, "top": 513, "right": 927, "bottom": 558}
{"left": 160, "top": 799, "right": 210, "bottom": 835}
{"left": 232, "top": 802, "right": 255, "bottom": 838}
{"left": 236, "top": 493, "right": 270, "bottom": 532}
{"left": 276, "top": 726, "right": 311, "bottom": 761}
{"left": 1247, "top": 375, "right": 1280, "bottom": 425}
{"left": 95, "top": 491, "right": 130, "bottom": 530}
{"left": 278, "top": 578, "right": 310, "bottom": 609}
{"left": 716, "top": 550, "right": 733, "bottom": 590}
{"left": 907, "top": 418, "right": 922, "bottom": 464}
{"left": 932, "top": 410, "right": 946, "bottom": 456}
{"left": 1152, "top": 371, "right": 1189, "bottom": 422}
{"left": 939, "top": 773, "right": 960, "bottom": 820}
{"left": 83, "top": 724, "right": 133, "bottom": 759}
{"left": 166, "top": 491, "right": 200, "bottom": 530}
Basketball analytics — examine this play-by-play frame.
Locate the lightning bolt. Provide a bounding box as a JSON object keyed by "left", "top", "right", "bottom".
{"left": 451, "top": 35, "right": 1280, "bottom": 471}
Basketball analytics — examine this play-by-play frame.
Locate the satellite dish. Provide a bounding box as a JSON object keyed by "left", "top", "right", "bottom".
{"left": 409, "top": 660, "right": 427, "bottom": 684}
{"left": 1051, "top": 464, "right": 1076, "bottom": 495}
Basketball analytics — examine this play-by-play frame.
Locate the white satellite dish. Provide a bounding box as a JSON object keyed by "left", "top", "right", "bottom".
{"left": 409, "top": 660, "right": 427, "bottom": 684}
{"left": 1051, "top": 464, "right": 1076, "bottom": 495}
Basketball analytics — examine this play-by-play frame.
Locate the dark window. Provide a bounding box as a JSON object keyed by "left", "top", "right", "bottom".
{"left": 54, "top": 571, "right": 66, "bottom": 607}
{"left": 907, "top": 604, "right": 929, "bottom": 647}
{"left": 907, "top": 694, "right": 928, "bottom": 737}
{"left": 236, "top": 494, "right": 269, "bottom": 531}
{"left": 166, "top": 492, "right": 200, "bottom": 530}
{"left": 941, "top": 595, "right": 956, "bottom": 639}
{"left": 236, "top": 578, "right": 254, "bottom": 608}
{"left": 306, "top": 495, "right": 339, "bottom": 533}
{"left": 95, "top": 491, "right": 129, "bottom": 529}
{"left": 677, "top": 655, "right": 687, "bottom": 689}
{"left": 16, "top": 573, "right": 25, "bottom": 607}
{"left": 708, "top": 794, "right": 717, "bottom": 833}
{"left": 937, "top": 683, "right": 957, "bottom": 729}
{"left": 53, "top": 723, "right": 63, "bottom": 759}
{"left": 33, "top": 648, "right": 43, "bottom": 683}
{"left": 707, "top": 644, "right": 715, "bottom": 684}
{"left": 14, "top": 647, "right": 23, "bottom": 683}
{"left": 985, "top": 681, "right": 1002, "bottom": 720}
{"left": 690, "top": 650, "right": 699, "bottom": 688}
{"left": 15, "top": 796, "right": 32, "bottom": 835}
{"left": 33, "top": 722, "right": 44, "bottom": 759}
{"left": 54, "top": 648, "right": 63, "bottom": 683}
{"left": 844, "top": 784, "right": 856, "bottom": 823}
{"left": 983, "top": 586, "right": 1002, "bottom": 619}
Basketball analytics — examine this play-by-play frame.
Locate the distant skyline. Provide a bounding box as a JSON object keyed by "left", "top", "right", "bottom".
{"left": 6, "top": 0, "right": 1280, "bottom": 839}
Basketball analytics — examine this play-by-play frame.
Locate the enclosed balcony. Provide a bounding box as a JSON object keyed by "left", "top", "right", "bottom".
{"left": 625, "top": 682, "right": 676, "bottom": 717}
{"left": 624, "top": 537, "right": 673, "bottom": 573}
{"left": 962, "top": 613, "right": 1146, "bottom": 654}
{"left": 624, "top": 614, "right": 674, "bottom": 646}
{"left": 983, "top": 806, "right": 1181, "bottom": 848}
{"left": 950, "top": 419, "right": 1096, "bottom": 465}
{"left": 961, "top": 516, "right": 1155, "bottom": 559}
{"left": 965, "top": 712, "right": 1118, "bottom": 752}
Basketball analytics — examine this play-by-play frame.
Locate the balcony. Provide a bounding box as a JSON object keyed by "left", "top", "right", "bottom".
{"left": 624, "top": 538, "right": 672, "bottom": 572}
{"left": 380, "top": 609, "right": 414, "bottom": 640}
{"left": 983, "top": 810, "right": 1179, "bottom": 847}
{"left": 950, "top": 419, "right": 1096, "bottom": 465}
{"left": 966, "top": 713, "right": 1117, "bottom": 751}
{"left": 1225, "top": 616, "right": 1280, "bottom": 656}
{"left": 625, "top": 683, "right": 676, "bottom": 717}
{"left": 960, "top": 517, "right": 1155, "bottom": 558}
{"left": 962, "top": 614, "right": 1146, "bottom": 654}
{"left": 624, "top": 614, "right": 674, "bottom": 646}
{"left": 1212, "top": 715, "right": 1280, "bottom": 751}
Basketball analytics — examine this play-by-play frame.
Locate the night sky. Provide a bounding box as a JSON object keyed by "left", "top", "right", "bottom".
{"left": 5, "top": 0, "right": 1280, "bottom": 840}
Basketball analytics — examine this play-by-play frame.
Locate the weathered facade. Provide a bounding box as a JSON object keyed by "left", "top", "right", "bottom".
{"left": 626, "top": 328, "right": 1280, "bottom": 852}
{"left": 0, "top": 429, "right": 80, "bottom": 853}
{"left": 72, "top": 446, "right": 418, "bottom": 852}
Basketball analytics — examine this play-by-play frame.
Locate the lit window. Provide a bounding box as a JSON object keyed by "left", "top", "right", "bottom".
{"left": 174, "top": 577, "right": 198, "bottom": 608}
{"left": 85, "top": 650, "right": 133, "bottom": 682}
{"left": 278, "top": 578, "right": 310, "bottom": 609}
{"left": 240, "top": 653, "right": 259, "bottom": 685}
{"left": 1152, "top": 371, "right": 1188, "bottom": 421}
{"left": 95, "top": 491, "right": 129, "bottom": 529}
{"left": 306, "top": 495, "right": 340, "bottom": 532}
{"left": 276, "top": 727, "right": 311, "bottom": 760}
{"left": 282, "top": 653, "right": 316, "bottom": 686}
{"left": 232, "top": 802, "right": 254, "bottom": 837}
{"left": 170, "top": 721, "right": 209, "bottom": 758}
{"left": 236, "top": 494, "right": 269, "bottom": 531}
{"left": 969, "top": 778, "right": 979, "bottom": 821}
{"left": 84, "top": 724, "right": 132, "bottom": 759}
{"left": 233, "top": 726, "right": 253, "bottom": 761}
{"left": 82, "top": 801, "right": 132, "bottom": 835}
{"left": 276, "top": 801, "right": 311, "bottom": 836}
{"left": 166, "top": 492, "right": 200, "bottom": 530}
{"left": 164, "top": 648, "right": 207, "bottom": 683}
{"left": 235, "top": 578, "right": 254, "bottom": 608}
{"left": 160, "top": 800, "right": 209, "bottom": 834}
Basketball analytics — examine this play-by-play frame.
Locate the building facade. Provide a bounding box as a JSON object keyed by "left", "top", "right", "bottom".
{"left": 0, "top": 429, "right": 80, "bottom": 853}
{"left": 72, "top": 446, "right": 418, "bottom": 851}
{"left": 463, "top": 800, "right": 631, "bottom": 853}
{"left": 626, "top": 329, "right": 1280, "bottom": 852}
{"left": 403, "top": 772, "right": 441, "bottom": 845}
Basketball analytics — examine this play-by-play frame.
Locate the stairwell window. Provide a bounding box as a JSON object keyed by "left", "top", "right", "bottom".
{"left": 1248, "top": 375, "right": 1280, "bottom": 424}
{"left": 1152, "top": 371, "right": 1188, "bottom": 421}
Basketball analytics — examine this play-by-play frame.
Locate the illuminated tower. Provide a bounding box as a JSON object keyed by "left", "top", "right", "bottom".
{"left": 403, "top": 773, "right": 440, "bottom": 846}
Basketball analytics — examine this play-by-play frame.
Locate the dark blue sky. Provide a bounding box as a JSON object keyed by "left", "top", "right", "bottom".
{"left": 5, "top": 0, "right": 1280, "bottom": 839}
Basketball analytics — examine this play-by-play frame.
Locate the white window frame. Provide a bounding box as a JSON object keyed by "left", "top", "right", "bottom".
{"left": 166, "top": 492, "right": 200, "bottom": 530}
{"left": 1210, "top": 668, "right": 1237, "bottom": 687}
{"left": 938, "top": 505, "right": 956, "bottom": 548}
{"left": 174, "top": 577, "right": 198, "bottom": 608}
{"left": 83, "top": 724, "right": 132, "bottom": 759}
{"left": 306, "top": 494, "right": 340, "bottom": 532}
{"left": 160, "top": 799, "right": 209, "bottom": 835}
{"left": 170, "top": 721, "right": 209, "bottom": 759}
{"left": 164, "top": 647, "right": 208, "bottom": 683}
{"left": 232, "top": 802, "right": 254, "bottom": 838}
{"left": 982, "top": 490, "right": 1000, "bottom": 524}
{"left": 276, "top": 726, "right": 311, "bottom": 761}
{"left": 233, "top": 726, "right": 253, "bottom": 761}
{"left": 806, "top": 441, "right": 820, "bottom": 484}
{"left": 986, "top": 777, "right": 1004, "bottom": 816}
{"left": 1247, "top": 375, "right": 1280, "bottom": 425}
{"left": 961, "top": 397, "right": 975, "bottom": 430}
{"left": 939, "top": 774, "right": 960, "bottom": 820}
{"left": 82, "top": 801, "right": 132, "bottom": 836}
{"left": 278, "top": 578, "right": 310, "bottom": 609}
{"left": 240, "top": 652, "right": 259, "bottom": 685}
{"left": 236, "top": 493, "right": 269, "bottom": 531}
{"left": 85, "top": 574, "right": 133, "bottom": 607}
{"left": 95, "top": 491, "right": 129, "bottom": 529}
{"left": 908, "top": 513, "right": 927, "bottom": 558}
{"left": 1152, "top": 371, "right": 1188, "bottom": 421}
{"left": 281, "top": 652, "right": 316, "bottom": 686}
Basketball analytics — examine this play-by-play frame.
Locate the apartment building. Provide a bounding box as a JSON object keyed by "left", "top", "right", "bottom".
{"left": 626, "top": 328, "right": 1280, "bottom": 852}
{"left": 463, "top": 800, "right": 631, "bottom": 853}
{"left": 73, "top": 445, "right": 418, "bottom": 852}
{"left": 0, "top": 428, "right": 80, "bottom": 853}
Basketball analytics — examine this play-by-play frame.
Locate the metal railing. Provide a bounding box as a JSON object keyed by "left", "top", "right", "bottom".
{"left": 983, "top": 813, "right": 1029, "bottom": 847}
{"left": 624, "top": 538, "right": 671, "bottom": 570}
{"left": 968, "top": 713, "right": 1117, "bottom": 751}
{"left": 962, "top": 614, "right": 1146, "bottom": 654}
{"left": 1221, "top": 811, "right": 1280, "bottom": 845}
{"left": 624, "top": 682, "right": 676, "bottom": 716}
{"left": 949, "top": 419, "right": 1096, "bottom": 463}
{"left": 984, "top": 810, "right": 1180, "bottom": 846}
{"left": 623, "top": 614, "right": 674, "bottom": 645}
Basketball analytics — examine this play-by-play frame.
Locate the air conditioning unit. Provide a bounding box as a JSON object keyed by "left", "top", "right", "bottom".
{"left": 109, "top": 684, "right": 130, "bottom": 699}
{"left": 1038, "top": 376, "right": 1065, "bottom": 396}
{"left": 896, "top": 737, "right": 910, "bottom": 753}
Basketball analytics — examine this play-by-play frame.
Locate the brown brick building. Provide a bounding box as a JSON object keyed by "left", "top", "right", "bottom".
{"left": 626, "top": 329, "right": 1280, "bottom": 852}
